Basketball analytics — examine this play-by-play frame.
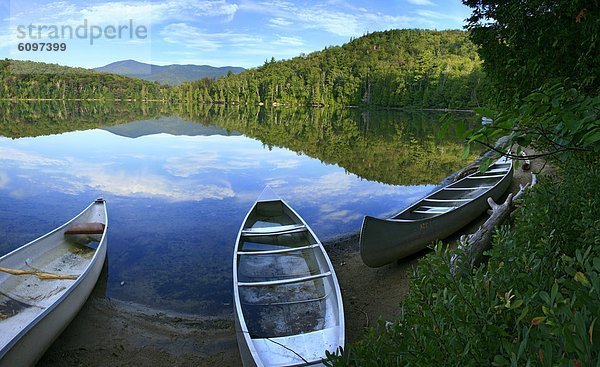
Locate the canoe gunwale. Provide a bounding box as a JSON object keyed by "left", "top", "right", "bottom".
{"left": 390, "top": 158, "right": 513, "bottom": 222}
{"left": 360, "top": 157, "right": 514, "bottom": 267}
{"left": 0, "top": 199, "right": 108, "bottom": 363}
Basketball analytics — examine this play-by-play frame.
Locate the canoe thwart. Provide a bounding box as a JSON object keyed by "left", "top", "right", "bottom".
{"left": 64, "top": 222, "right": 105, "bottom": 235}
{"left": 241, "top": 224, "right": 306, "bottom": 236}
{"left": 423, "top": 198, "right": 471, "bottom": 203}
{"left": 237, "top": 272, "right": 331, "bottom": 287}
{"left": 237, "top": 244, "right": 319, "bottom": 256}
{"left": 443, "top": 186, "right": 494, "bottom": 191}
{"left": 467, "top": 174, "right": 506, "bottom": 179}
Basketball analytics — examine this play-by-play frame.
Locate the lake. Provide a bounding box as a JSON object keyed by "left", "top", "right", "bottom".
{"left": 0, "top": 102, "right": 476, "bottom": 316}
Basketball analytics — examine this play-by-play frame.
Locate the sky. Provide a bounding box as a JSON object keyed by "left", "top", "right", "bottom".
{"left": 0, "top": 0, "right": 472, "bottom": 69}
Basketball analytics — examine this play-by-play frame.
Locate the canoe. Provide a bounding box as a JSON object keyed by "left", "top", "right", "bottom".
{"left": 233, "top": 187, "right": 344, "bottom": 366}
{"left": 360, "top": 155, "right": 513, "bottom": 267}
{"left": 0, "top": 199, "right": 108, "bottom": 366}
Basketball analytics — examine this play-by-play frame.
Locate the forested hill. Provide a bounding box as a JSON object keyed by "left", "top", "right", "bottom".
{"left": 0, "top": 59, "right": 169, "bottom": 101}
{"left": 172, "top": 29, "right": 490, "bottom": 109}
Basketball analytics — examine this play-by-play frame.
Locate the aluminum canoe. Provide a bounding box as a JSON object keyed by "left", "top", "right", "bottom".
{"left": 233, "top": 187, "right": 344, "bottom": 366}
{"left": 360, "top": 156, "right": 513, "bottom": 267}
{"left": 0, "top": 199, "right": 108, "bottom": 366}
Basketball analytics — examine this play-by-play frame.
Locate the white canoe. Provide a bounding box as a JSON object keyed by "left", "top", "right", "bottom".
{"left": 360, "top": 155, "right": 513, "bottom": 267}
{"left": 0, "top": 199, "right": 108, "bottom": 366}
{"left": 233, "top": 187, "right": 344, "bottom": 366}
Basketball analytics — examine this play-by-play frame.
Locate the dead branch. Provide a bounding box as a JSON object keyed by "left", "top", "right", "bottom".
{"left": 458, "top": 174, "right": 535, "bottom": 266}
{"left": 0, "top": 266, "right": 77, "bottom": 280}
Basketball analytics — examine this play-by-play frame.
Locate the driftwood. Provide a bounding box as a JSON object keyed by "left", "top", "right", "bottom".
{"left": 461, "top": 194, "right": 513, "bottom": 266}
{"left": 453, "top": 182, "right": 532, "bottom": 270}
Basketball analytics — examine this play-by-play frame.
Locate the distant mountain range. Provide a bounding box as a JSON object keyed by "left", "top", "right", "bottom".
{"left": 94, "top": 60, "right": 245, "bottom": 85}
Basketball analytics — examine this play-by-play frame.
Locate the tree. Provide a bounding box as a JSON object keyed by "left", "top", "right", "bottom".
{"left": 463, "top": 0, "right": 600, "bottom": 98}
{"left": 463, "top": 1, "right": 600, "bottom": 159}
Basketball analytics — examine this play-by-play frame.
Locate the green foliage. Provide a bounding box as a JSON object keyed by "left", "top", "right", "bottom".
{"left": 328, "top": 154, "right": 600, "bottom": 366}
{"left": 463, "top": 1, "right": 599, "bottom": 163}
{"left": 172, "top": 30, "right": 491, "bottom": 109}
{"left": 467, "top": 83, "right": 600, "bottom": 160}
{"left": 463, "top": 1, "right": 600, "bottom": 98}
{"left": 0, "top": 59, "right": 170, "bottom": 101}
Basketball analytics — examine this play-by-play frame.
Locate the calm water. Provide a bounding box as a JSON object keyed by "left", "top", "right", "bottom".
{"left": 0, "top": 103, "right": 474, "bottom": 316}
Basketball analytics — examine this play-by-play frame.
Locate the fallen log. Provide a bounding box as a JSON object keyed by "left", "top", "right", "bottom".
{"left": 461, "top": 193, "right": 513, "bottom": 267}
{"left": 452, "top": 180, "right": 533, "bottom": 272}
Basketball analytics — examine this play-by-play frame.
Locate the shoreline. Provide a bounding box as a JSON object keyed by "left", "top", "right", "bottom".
{"left": 38, "top": 153, "right": 539, "bottom": 366}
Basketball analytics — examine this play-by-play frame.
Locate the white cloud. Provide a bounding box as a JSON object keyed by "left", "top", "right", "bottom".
{"left": 240, "top": 1, "right": 416, "bottom": 38}
{"left": 300, "top": 8, "right": 361, "bottom": 36}
{"left": 161, "top": 23, "right": 223, "bottom": 51}
{"left": 272, "top": 35, "right": 304, "bottom": 47}
{"left": 9, "top": 0, "right": 239, "bottom": 27}
{"left": 407, "top": 0, "right": 435, "bottom": 6}
{"left": 269, "top": 17, "right": 292, "bottom": 27}
{"left": 415, "top": 9, "right": 462, "bottom": 22}
{"left": 161, "top": 22, "right": 262, "bottom": 51}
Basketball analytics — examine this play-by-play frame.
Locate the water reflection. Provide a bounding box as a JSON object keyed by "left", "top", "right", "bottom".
{"left": 0, "top": 103, "right": 477, "bottom": 315}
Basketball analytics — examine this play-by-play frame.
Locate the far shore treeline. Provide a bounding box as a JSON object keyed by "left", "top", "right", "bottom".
{"left": 0, "top": 29, "right": 489, "bottom": 109}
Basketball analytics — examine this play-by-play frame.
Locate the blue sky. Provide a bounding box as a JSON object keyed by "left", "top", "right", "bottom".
{"left": 0, "top": 0, "right": 472, "bottom": 69}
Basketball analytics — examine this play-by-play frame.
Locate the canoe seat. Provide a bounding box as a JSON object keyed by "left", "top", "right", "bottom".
{"left": 242, "top": 224, "right": 306, "bottom": 237}
{"left": 485, "top": 167, "right": 510, "bottom": 174}
{"left": 444, "top": 186, "right": 493, "bottom": 191}
{"left": 467, "top": 174, "right": 505, "bottom": 179}
{"left": 237, "top": 244, "right": 319, "bottom": 256}
{"left": 413, "top": 206, "right": 455, "bottom": 214}
{"left": 64, "top": 222, "right": 105, "bottom": 235}
{"left": 423, "top": 198, "right": 471, "bottom": 203}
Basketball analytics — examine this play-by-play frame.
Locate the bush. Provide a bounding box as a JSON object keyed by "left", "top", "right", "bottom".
{"left": 327, "top": 153, "right": 600, "bottom": 366}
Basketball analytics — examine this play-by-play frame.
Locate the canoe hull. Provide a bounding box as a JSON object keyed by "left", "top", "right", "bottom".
{"left": 360, "top": 159, "right": 513, "bottom": 267}
{"left": 233, "top": 188, "right": 344, "bottom": 367}
{"left": 0, "top": 200, "right": 108, "bottom": 366}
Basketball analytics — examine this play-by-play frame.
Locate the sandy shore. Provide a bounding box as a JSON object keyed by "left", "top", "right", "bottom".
{"left": 37, "top": 156, "right": 539, "bottom": 367}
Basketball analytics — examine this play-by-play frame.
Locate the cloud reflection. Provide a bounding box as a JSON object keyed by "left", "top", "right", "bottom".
{"left": 75, "top": 168, "right": 235, "bottom": 201}
{"left": 0, "top": 147, "right": 64, "bottom": 167}
{"left": 0, "top": 171, "right": 9, "bottom": 188}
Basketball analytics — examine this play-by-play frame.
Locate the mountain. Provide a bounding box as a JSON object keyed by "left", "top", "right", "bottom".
{"left": 94, "top": 60, "right": 245, "bottom": 85}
